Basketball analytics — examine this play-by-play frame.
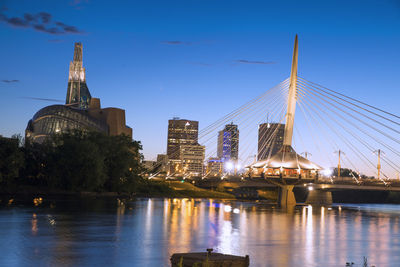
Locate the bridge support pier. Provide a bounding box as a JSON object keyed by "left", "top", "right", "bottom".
{"left": 278, "top": 185, "right": 296, "bottom": 207}
{"left": 305, "top": 190, "right": 332, "bottom": 205}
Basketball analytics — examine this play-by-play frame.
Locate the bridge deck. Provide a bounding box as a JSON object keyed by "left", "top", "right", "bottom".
{"left": 197, "top": 179, "right": 400, "bottom": 191}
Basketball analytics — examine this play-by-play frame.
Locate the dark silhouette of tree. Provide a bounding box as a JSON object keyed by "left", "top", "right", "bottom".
{"left": 332, "top": 168, "right": 367, "bottom": 178}
{"left": 1, "top": 130, "right": 145, "bottom": 193}
{"left": 0, "top": 136, "right": 24, "bottom": 186}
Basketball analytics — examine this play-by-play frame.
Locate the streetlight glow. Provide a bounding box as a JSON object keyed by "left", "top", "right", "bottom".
{"left": 225, "top": 161, "right": 234, "bottom": 171}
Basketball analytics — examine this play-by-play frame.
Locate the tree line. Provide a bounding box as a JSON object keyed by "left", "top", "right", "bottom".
{"left": 0, "top": 130, "right": 150, "bottom": 193}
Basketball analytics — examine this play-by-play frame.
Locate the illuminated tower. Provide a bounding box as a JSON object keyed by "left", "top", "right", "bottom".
{"left": 65, "top": 42, "right": 92, "bottom": 109}
{"left": 217, "top": 123, "right": 239, "bottom": 162}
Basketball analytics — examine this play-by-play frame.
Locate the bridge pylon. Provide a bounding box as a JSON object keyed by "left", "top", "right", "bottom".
{"left": 278, "top": 185, "right": 296, "bottom": 207}
{"left": 245, "top": 35, "right": 322, "bottom": 207}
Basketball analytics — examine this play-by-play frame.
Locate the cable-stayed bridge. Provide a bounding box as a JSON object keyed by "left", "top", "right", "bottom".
{"left": 148, "top": 35, "right": 400, "bottom": 205}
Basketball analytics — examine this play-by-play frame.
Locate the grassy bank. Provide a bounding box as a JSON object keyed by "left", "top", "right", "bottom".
{"left": 166, "top": 181, "right": 235, "bottom": 199}
{"left": 0, "top": 180, "right": 235, "bottom": 203}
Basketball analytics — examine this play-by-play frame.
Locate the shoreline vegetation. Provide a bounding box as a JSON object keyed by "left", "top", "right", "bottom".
{"left": 0, "top": 131, "right": 236, "bottom": 204}
{"left": 0, "top": 181, "right": 239, "bottom": 208}
{"left": 0, "top": 181, "right": 236, "bottom": 200}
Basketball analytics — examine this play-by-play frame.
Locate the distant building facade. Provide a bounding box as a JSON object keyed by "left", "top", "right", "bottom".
{"left": 180, "top": 144, "right": 205, "bottom": 176}
{"left": 25, "top": 43, "right": 132, "bottom": 143}
{"left": 206, "top": 157, "right": 223, "bottom": 177}
{"left": 217, "top": 123, "right": 239, "bottom": 162}
{"left": 156, "top": 154, "right": 169, "bottom": 173}
{"left": 257, "top": 123, "right": 284, "bottom": 160}
{"left": 167, "top": 118, "right": 199, "bottom": 160}
{"left": 142, "top": 160, "right": 156, "bottom": 170}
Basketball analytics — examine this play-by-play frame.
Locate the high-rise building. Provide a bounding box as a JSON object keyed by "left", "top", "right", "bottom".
{"left": 217, "top": 123, "right": 239, "bottom": 162}
{"left": 258, "top": 123, "right": 284, "bottom": 160}
{"left": 167, "top": 118, "right": 199, "bottom": 160}
{"left": 26, "top": 43, "right": 132, "bottom": 143}
{"left": 166, "top": 118, "right": 204, "bottom": 176}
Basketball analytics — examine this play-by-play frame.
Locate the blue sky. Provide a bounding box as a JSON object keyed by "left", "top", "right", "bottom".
{"left": 0, "top": 0, "right": 399, "bottom": 173}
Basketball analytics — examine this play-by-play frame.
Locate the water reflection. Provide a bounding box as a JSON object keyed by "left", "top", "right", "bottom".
{"left": 31, "top": 213, "right": 38, "bottom": 235}
{"left": 305, "top": 205, "right": 313, "bottom": 266}
{"left": 0, "top": 199, "right": 400, "bottom": 266}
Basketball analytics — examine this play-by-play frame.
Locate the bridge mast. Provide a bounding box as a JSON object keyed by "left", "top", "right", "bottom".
{"left": 283, "top": 35, "right": 298, "bottom": 148}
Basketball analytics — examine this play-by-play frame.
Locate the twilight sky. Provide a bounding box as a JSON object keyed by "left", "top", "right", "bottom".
{"left": 0, "top": 0, "right": 399, "bottom": 167}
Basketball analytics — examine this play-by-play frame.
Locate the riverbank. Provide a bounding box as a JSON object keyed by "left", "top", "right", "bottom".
{"left": 3, "top": 181, "right": 400, "bottom": 206}
{"left": 0, "top": 181, "right": 235, "bottom": 206}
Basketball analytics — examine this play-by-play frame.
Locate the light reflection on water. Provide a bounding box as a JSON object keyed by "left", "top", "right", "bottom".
{"left": 0, "top": 199, "right": 400, "bottom": 266}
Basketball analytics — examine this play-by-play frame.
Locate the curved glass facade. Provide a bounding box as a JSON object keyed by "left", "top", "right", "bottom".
{"left": 26, "top": 105, "right": 108, "bottom": 143}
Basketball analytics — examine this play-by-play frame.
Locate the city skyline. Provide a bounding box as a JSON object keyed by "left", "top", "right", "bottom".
{"left": 1, "top": 0, "right": 399, "bottom": 172}
{"left": 2, "top": 2, "right": 400, "bottom": 266}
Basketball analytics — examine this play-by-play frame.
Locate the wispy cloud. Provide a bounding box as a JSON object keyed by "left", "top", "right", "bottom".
{"left": 70, "top": 0, "right": 89, "bottom": 9}
{"left": 161, "top": 41, "right": 192, "bottom": 45}
{"left": 2, "top": 79, "right": 19, "bottom": 83}
{"left": 235, "top": 59, "right": 276, "bottom": 65}
{"left": 0, "top": 9, "right": 84, "bottom": 35}
{"left": 19, "top": 96, "right": 64, "bottom": 103}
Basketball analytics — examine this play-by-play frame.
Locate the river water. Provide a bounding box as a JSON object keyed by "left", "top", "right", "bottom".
{"left": 0, "top": 198, "right": 399, "bottom": 266}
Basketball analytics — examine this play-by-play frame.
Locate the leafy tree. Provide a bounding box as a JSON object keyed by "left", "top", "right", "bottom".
{"left": 98, "top": 134, "right": 144, "bottom": 192}
{"left": 46, "top": 131, "right": 106, "bottom": 191}
{"left": 45, "top": 130, "right": 144, "bottom": 192}
{"left": 332, "top": 167, "right": 361, "bottom": 178}
{"left": 0, "top": 136, "right": 24, "bottom": 186}
{"left": 22, "top": 139, "right": 51, "bottom": 186}
{"left": 4, "top": 130, "right": 145, "bottom": 193}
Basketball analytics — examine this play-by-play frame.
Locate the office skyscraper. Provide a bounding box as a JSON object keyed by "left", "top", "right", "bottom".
{"left": 258, "top": 123, "right": 284, "bottom": 160}
{"left": 217, "top": 123, "right": 239, "bottom": 162}
{"left": 167, "top": 118, "right": 199, "bottom": 160}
